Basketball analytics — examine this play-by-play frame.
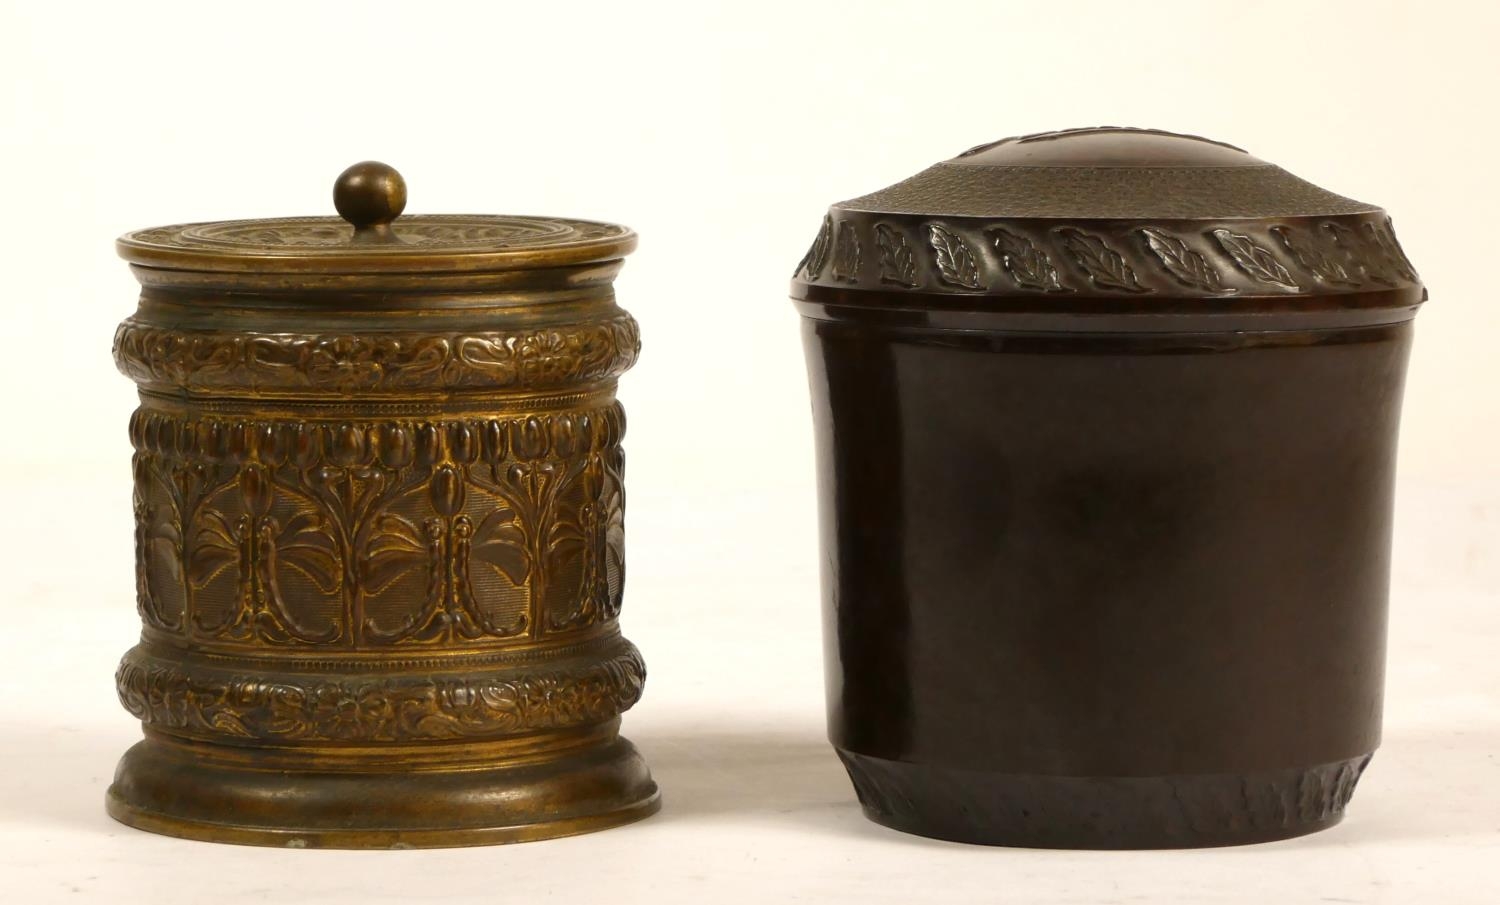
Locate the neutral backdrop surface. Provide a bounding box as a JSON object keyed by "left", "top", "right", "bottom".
{"left": 2, "top": 1, "right": 1497, "bottom": 902}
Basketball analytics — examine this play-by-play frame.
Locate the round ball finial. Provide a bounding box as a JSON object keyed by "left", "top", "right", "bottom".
{"left": 333, "top": 161, "right": 407, "bottom": 240}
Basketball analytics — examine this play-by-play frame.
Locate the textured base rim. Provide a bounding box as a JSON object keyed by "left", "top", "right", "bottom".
{"left": 105, "top": 787, "right": 661, "bottom": 850}
{"left": 837, "top": 749, "right": 1372, "bottom": 849}
{"left": 107, "top": 734, "right": 660, "bottom": 849}
{"left": 857, "top": 798, "right": 1344, "bottom": 850}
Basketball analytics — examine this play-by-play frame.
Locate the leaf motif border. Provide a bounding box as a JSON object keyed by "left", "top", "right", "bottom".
{"left": 792, "top": 214, "right": 1419, "bottom": 297}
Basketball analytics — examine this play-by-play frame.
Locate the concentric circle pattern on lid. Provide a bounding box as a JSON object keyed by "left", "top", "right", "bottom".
{"left": 118, "top": 161, "right": 636, "bottom": 274}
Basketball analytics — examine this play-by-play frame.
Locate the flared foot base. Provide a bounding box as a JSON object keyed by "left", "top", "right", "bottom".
{"left": 108, "top": 733, "right": 659, "bottom": 849}
{"left": 837, "top": 749, "right": 1372, "bottom": 849}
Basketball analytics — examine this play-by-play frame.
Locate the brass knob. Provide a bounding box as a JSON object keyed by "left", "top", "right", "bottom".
{"left": 333, "top": 161, "right": 406, "bottom": 243}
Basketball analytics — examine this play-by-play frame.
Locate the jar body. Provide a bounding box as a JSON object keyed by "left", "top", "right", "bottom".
{"left": 109, "top": 280, "right": 656, "bottom": 847}
{"left": 801, "top": 312, "right": 1410, "bottom": 847}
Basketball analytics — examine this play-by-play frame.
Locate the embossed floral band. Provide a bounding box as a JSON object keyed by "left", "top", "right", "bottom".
{"left": 791, "top": 128, "right": 1425, "bottom": 848}
{"left": 108, "top": 162, "right": 657, "bottom": 847}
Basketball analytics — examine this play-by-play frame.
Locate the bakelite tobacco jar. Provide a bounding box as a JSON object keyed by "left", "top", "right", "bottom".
{"left": 791, "top": 128, "right": 1425, "bottom": 848}
{"left": 109, "top": 162, "right": 657, "bottom": 847}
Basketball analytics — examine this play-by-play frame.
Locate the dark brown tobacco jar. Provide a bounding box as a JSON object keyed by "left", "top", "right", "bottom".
{"left": 791, "top": 128, "right": 1425, "bottom": 848}
{"left": 109, "top": 163, "right": 657, "bottom": 847}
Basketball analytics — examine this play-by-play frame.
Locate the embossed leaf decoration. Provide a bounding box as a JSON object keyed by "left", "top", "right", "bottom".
{"left": 275, "top": 512, "right": 342, "bottom": 594}
{"left": 990, "top": 228, "right": 1065, "bottom": 291}
{"left": 145, "top": 533, "right": 184, "bottom": 582}
{"left": 470, "top": 507, "right": 529, "bottom": 587}
{"left": 1374, "top": 216, "right": 1419, "bottom": 280}
{"left": 1139, "top": 227, "right": 1225, "bottom": 292}
{"left": 1357, "top": 223, "right": 1404, "bottom": 283}
{"left": 387, "top": 338, "right": 452, "bottom": 388}
{"left": 605, "top": 483, "right": 625, "bottom": 562}
{"left": 603, "top": 479, "right": 627, "bottom": 616}
{"left": 308, "top": 464, "right": 392, "bottom": 528}
{"left": 798, "top": 214, "right": 833, "bottom": 279}
{"left": 1270, "top": 227, "right": 1358, "bottom": 287}
{"left": 187, "top": 510, "right": 239, "bottom": 588}
{"left": 261, "top": 689, "right": 314, "bottom": 737}
{"left": 832, "top": 221, "right": 861, "bottom": 282}
{"left": 1057, "top": 228, "right": 1146, "bottom": 292}
{"left": 1212, "top": 229, "right": 1298, "bottom": 290}
{"left": 1323, "top": 222, "right": 1397, "bottom": 287}
{"left": 547, "top": 508, "right": 589, "bottom": 562}
{"left": 875, "top": 224, "right": 918, "bottom": 287}
{"left": 927, "top": 225, "right": 983, "bottom": 289}
{"left": 360, "top": 513, "right": 429, "bottom": 596}
{"left": 411, "top": 682, "right": 524, "bottom": 737}
{"left": 209, "top": 712, "right": 254, "bottom": 737}
{"left": 1320, "top": 223, "right": 1386, "bottom": 286}
{"left": 139, "top": 496, "right": 184, "bottom": 578}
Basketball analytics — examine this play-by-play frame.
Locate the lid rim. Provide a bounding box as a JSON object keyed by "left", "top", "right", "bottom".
{"left": 117, "top": 232, "right": 638, "bottom": 275}
{"left": 823, "top": 209, "right": 1387, "bottom": 221}
{"left": 117, "top": 214, "right": 637, "bottom": 275}
{"left": 791, "top": 207, "right": 1418, "bottom": 301}
{"left": 790, "top": 280, "right": 1425, "bottom": 309}
{"left": 792, "top": 128, "right": 1421, "bottom": 310}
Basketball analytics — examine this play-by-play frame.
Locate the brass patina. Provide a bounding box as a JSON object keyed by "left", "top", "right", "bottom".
{"left": 108, "top": 162, "right": 657, "bottom": 847}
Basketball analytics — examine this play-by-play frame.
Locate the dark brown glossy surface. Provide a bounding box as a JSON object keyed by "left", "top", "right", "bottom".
{"left": 109, "top": 163, "right": 656, "bottom": 848}
{"left": 791, "top": 127, "right": 1424, "bottom": 847}
{"left": 803, "top": 318, "right": 1408, "bottom": 846}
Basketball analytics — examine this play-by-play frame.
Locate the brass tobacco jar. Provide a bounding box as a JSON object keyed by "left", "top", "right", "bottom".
{"left": 108, "top": 162, "right": 657, "bottom": 847}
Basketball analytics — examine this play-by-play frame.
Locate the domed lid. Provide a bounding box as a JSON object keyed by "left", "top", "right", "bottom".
{"left": 119, "top": 161, "right": 635, "bottom": 279}
{"left": 791, "top": 127, "right": 1422, "bottom": 322}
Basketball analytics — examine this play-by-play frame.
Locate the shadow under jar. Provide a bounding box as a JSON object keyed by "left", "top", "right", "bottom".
{"left": 108, "top": 162, "right": 657, "bottom": 848}
{"left": 790, "top": 128, "right": 1426, "bottom": 848}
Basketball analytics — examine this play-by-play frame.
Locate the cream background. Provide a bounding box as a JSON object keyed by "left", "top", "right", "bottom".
{"left": 1, "top": 1, "right": 1496, "bottom": 902}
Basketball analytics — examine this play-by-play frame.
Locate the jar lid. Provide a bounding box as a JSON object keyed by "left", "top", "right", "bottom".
{"left": 114, "top": 162, "right": 640, "bottom": 399}
{"left": 118, "top": 161, "right": 635, "bottom": 276}
{"left": 790, "top": 127, "right": 1422, "bottom": 325}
